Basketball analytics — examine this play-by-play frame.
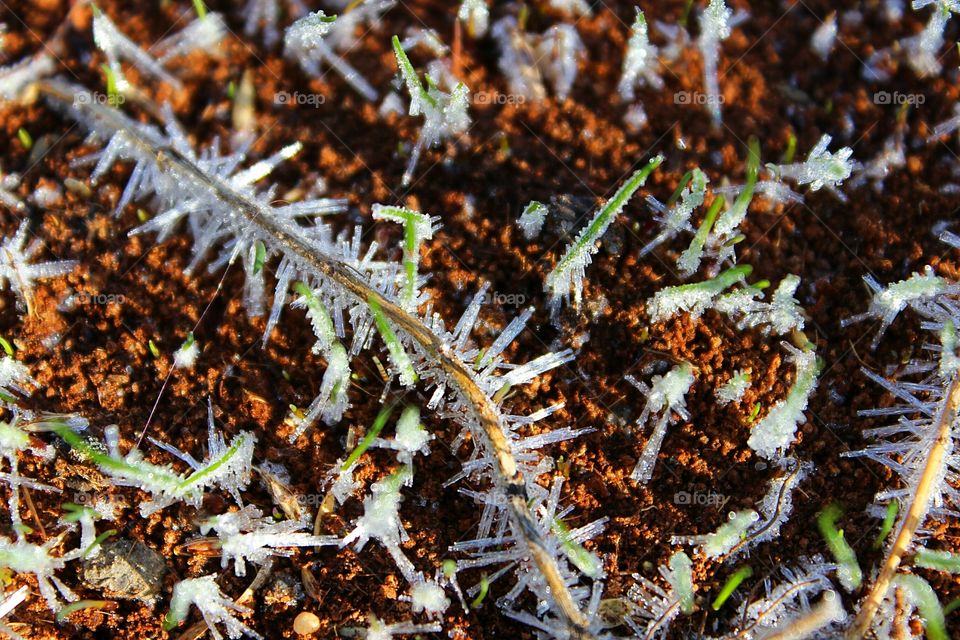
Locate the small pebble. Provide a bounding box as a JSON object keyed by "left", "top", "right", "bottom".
{"left": 293, "top": 611, "right": 320, "bottom": 636}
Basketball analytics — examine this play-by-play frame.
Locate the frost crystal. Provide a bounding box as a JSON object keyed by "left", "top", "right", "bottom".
{"left": 901, "top": 0, "right": 959, "bottom": 76}
{"left": 737, "top": 557, "right": 836, "bottom": 637}
{"left": 768, "top": 134, "right": 855, "bottom": 195}
{"left": 392, "top": 36, "right": 470, "bottom": 185}
{"left": 373, "top": 405, "right": 432, "bottom": 465}
{"left": 458, "top": 0, "right": 489, "bottom": 38}
{"left": 698, "top": 0, "right": 733, "bottom": 126}
{"left": 646, "top": 264, "right": 751, "bottom": 323}
{"left": 715, "top": 369, "right": 750, "bottom": 405}
{"left": 624, "top": 551, "right": 694, "bottom": 638}
{"left": 842, "top": 266, "right": 955, "bottom": 349}
{"left": 200, "top": 505, "right": 337, "bottom": 576}
{"left": 673, "top": 459, "right": 810, "bottom": 559}
{"left": 165, "top": 576, "right": 261, "bottom": 640}
{"left": 409, "top": 580, "right": 450, "bottom": 618}
{"left": 284, "top": 11, "right": 380, "bottom": 101}
{"left": 172, "top": 333, "right": 199, "bottom": 370}
{"left": 618, "top": 8, "right": 663, "bottom": 101}
{"left": 747, "top": 344, "right": 819, "bottom": 460}
{"left": 1, "top": 414, "right": 60, "bottom": 540}
{"left": 810, "top": 13, "right": 838, "bottom": 60}
{"left": 0, "top": 358, "right": 34, "bottom": 404}
{"left": 492, "top": 19, "right": 584, "bottom": 102}
{"left": 549, "top": 0, "right": 592, "bottom": 16}
{"left": 517, "top": 200, "right": 548, "bottom": 240}
{"left": 715, "top": 274, "right": 806, "bottom": 336}
{"left": 0, "top": 221, "right": 77, "bottom": 315}
{"left": 627, "top": 361, "right": 695, "bottom": 482}
{"left": 536, "top": 25, "right": 584, "bottom": 101}
{"left": 243, "top": 0, "right": 308, "bottom": 47}
{"left": 55, "top": 404, "right": 255, "bottom": 516}
{"left": 0, "top": 55, "right": 54, "bottom": 102}
{"left": 365, "top": 614, "right": 442, "bottom": 640}
{"left": 546, "top": 155, "right": 662, "bottom": 312}
{"left": 0, "top": 537, "right": 77, "bottom": 612}
{"left": 640, "top": 168, "right": 708, "bottom": 257}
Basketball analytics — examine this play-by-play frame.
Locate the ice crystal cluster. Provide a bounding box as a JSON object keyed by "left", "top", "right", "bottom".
{"left": 626, "top": 362, "right": 695, "bottom": 482}
{"left": 768, "top": 134, "right": 855, "bottom": 197}
{"left": 698, "top": 0, "right": 733, "bottom": 126}
{"left": 747, "top": 343, "right": 819, "bottom": 460}
{"left": 492, "top": 17, "right": 585, "bottom": 103}
{"left": 0, "top": 221, "right": 76, "bottom": 314}
{"left": 618, "top": 8, "right": 663, "bottom": 101}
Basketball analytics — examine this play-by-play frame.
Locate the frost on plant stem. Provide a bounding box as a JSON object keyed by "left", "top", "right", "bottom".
{"left": 817, "top": 504, "right": 862, "bottom": 592}
{"left": 53, "top": 405, "right": 255, "bottom": 516}
{"left": 284, "top": 11, "right": 380, "bottom": 102}
{"left": 710, "top": 137, "right": 760, "bottom": 261}
{"left": 715, "top": 369, "right": 750, "bottom": 405}
{"left": 517, "top": 200, "right": 548, "bottom": 240}
{"left": 391, "top": 35, "right": 470, "bottom": 186}
{"left": 841, "top": 266, "right": 956, "bottom": 349}
{"left": 673, "top": 459, "right": 810, "bottom": 560}
{"left": 810, "top": 13, "right": 838, "bottom": 60}
{"left": 1, "top": 414, "right": 61, "bottom": 540}
{"left": 626, "top": 361, "right": 695, "bottom": 483}
{"left": 849, "top": 132, "right": 905, "bottom": 192}
{"left": 164, "top": 575, "right": 261, "bottom": 640}
{"left": 549, "top": 0, "right": 592, "bottom": 16}
{"left": 545, "top": 154, "right": 663, "bottom": 313}
{"left": 734, "top": 556, "right": 837, "bottom": 638}
{"left": 0, "top": 55, "right": 54, "bottom": 103}
{"left": 536, "top": 25, "right": 585, "bottom": 102}
{"left": 624, "top": 551, "right": 694, "bottom": 639}
{"left": 714, "top": 274, "right": 807, "bottom": 337}
{"left": 372, "top": 404, "right": 432, "bottom": 465}
{"left": 901, "top": 0, "right": 959, "bottom": 77}
{"left": 365, "top": 614, "right": 442, "bottom": 640}
{"left": 44, "top": 80, "right": 595, "bottom": 637}
{"left": 0, "top": 357, "right": 34, "bottom": 404}
{"left": 243, "top": 0, "right": 308, "bottom": 47}
{"left": 0, "top": 537, "right": 78, "bottom": 612}
{"left": 767, "top": 134, "right": 855, "bottom": 197}
{"left": 491, "top": 18, "right": 584, "bottom": 103}
{"left": 676, "top": 194, "right": 724, "bottom": 278}
{"left": 640, "top": 168, "right": 708, "bottom": 258}
{"left": 618, "top": 8, "right": 663, "bottom": 101}
{"left": 0, "top": 585, "right": 28, "bottom": 640}
{"left": 455, "top": 475, "right": 609, "bottom": 638}
{"left": 200, "top": 504, "right": 338, "bottom": 577}
{"left": 0, "top": 221, "right": 77, "bottom": 315}
{"left": 698, "top": 0, "right": 733, "bottom": 126}
{"left": 0, "top": 166, "right": 23, "bottom": 211}
{"left": 92, "top": 5, "right": 224, "bottom": 92}
{"left": 457, "top": 0, "right": 489, "bottom": 38}
{"left": 372, "top": 204, "right": 438, "bottom": 310}
{"left": 646, "top": 264, "right": 752, "bottom": 323}
{"left": 172, "top": 332, "right": 199, "bottom": 370}
{"left": 289, "top": 282, "right": 350, "bottom": 439}
{"left": 929, "top": 103, "right": 960, "bottom": 142}
{"left": 747, "top": 343, "right": 820, "bottom": 460}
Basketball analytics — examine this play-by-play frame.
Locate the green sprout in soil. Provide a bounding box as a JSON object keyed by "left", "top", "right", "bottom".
{"left": 817, "top": 503, "right": 862, "bottom": 592}
{"left": 712, "top": 565, "right": 753, "bottom": 611}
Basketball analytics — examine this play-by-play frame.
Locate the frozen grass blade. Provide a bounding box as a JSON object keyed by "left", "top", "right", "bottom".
{"left": 545, "top": 155, "right": 663, "bottom": 312}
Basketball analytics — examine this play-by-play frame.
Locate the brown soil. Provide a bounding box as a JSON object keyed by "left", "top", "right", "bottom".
{"left": 1, "top": 0, "right": 959, "bottom": 638}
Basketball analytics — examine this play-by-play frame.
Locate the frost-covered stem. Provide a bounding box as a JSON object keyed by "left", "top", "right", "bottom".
{"left": 849, "top": 374, "right": 960, "bottom": 638}
{"left": 37, "top": 80, "right": 594, "bottom": 639}
{"left": 760, "top": 591, "right": 843, "bottom": 640}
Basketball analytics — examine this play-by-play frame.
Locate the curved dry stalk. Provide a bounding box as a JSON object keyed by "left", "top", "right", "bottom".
{"left": 36, "top": 80, "right": 594, "bottom": 639}
{"left": 849, "top": 374, "right": 960, "bottom": 637}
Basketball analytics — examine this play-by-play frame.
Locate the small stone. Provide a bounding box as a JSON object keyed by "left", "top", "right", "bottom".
{"left": 81, "top": 539, "right": 166, "bottom": 605}
{"left": 293, "top": 611, "right": 320, "bottom": 635}
{"left": 263, "top": 571, "right": 304, "bottom": 609}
